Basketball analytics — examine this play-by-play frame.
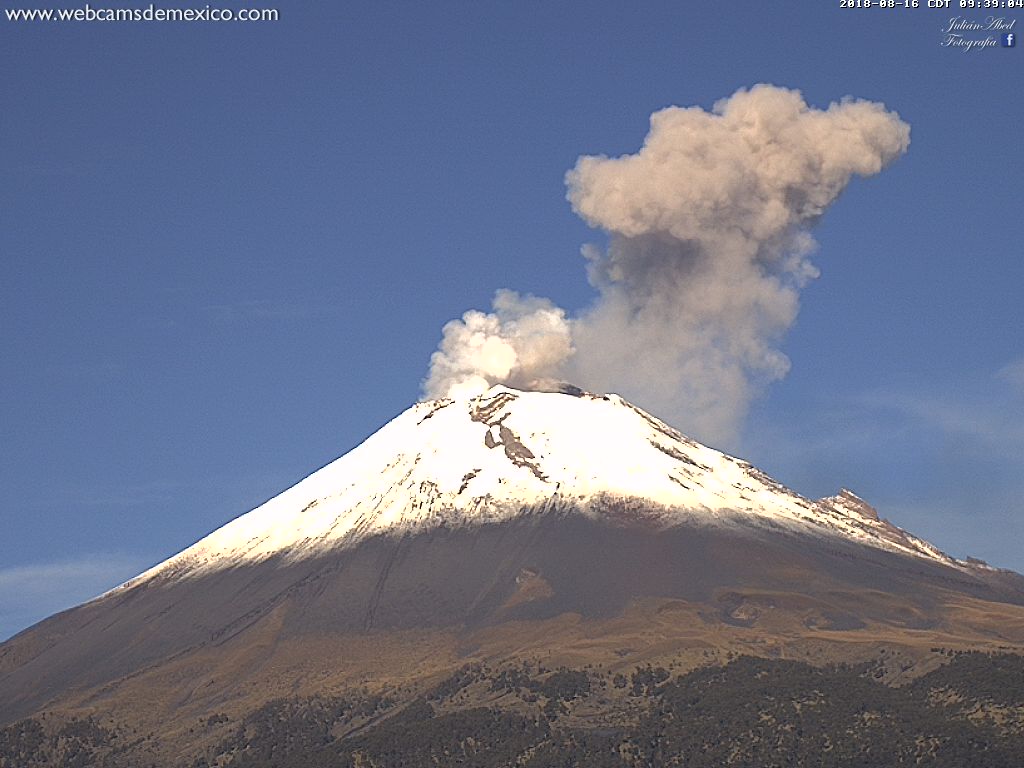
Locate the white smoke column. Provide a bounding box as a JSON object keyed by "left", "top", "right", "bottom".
{"left": 424, "top": 85, "right": 910, "bottom": 444}
{"left": 424, "top": 289, "right": 573, "bottom": 400}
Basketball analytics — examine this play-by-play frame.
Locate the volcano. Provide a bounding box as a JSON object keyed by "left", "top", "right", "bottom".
{"left": 3, "top": 386, "right": 1024, "bottom": 765}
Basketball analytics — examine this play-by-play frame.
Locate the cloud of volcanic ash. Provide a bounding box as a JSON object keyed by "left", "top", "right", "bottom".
{"left": 423, "top": 85, "right": 910, "bottom": 443}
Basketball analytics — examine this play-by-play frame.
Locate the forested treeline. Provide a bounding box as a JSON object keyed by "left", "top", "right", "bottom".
{"left": 3, "top": 652, "right": 1023, "bottom": 768}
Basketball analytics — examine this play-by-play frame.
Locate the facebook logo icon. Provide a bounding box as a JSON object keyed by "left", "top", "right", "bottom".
{"left": 1002, "top": 32, "right": 1016, "bottom": 47}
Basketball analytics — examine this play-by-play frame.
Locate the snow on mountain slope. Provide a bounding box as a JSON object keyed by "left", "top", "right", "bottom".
{"left": 121, "top": 386, "right": 959, "bottom": 589}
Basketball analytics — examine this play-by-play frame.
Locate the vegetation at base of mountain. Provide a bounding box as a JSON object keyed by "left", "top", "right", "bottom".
{"left": 3, "top": 652, "right": 1024, "bottom": 767}
{"left": 0, "top": 715, "right": 124, "bottom": 768}
{"left": 912, "top": 650, "right": 1024, "bottom": 708}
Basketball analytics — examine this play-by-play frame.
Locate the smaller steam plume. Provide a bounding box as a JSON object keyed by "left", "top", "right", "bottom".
{"left": 423, "top": 85, "right": 910, "bottom": 444}
{"left": 425, "top": 290, "right": 573, "bottom": 400}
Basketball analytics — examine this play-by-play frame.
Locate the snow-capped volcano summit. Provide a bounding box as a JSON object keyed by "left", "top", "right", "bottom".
{"left": 132, "top": 385, "right": 955, "bottom": 588}
{"left": 4, "top": 385, "right": 1024, "bottom": 735}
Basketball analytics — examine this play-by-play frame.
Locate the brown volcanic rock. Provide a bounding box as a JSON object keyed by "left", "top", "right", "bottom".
{"left": 3, "top": 388, "right": 1024, "bottom": 763}
{"left": 3, "top": 509, "right": 1024, "bottom": 737}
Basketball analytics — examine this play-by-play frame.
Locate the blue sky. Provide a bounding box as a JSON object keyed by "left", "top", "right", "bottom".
{"left": 2, "top": 1, "right": 1022, "bottom": 641}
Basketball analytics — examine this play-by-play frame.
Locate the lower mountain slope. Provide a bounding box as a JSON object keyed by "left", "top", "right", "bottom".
{"left": 2, "top": 386, "right": 1023, "bottom": 765}
{"left": 4, "top": 652, "right": 1024, "bottom": 767}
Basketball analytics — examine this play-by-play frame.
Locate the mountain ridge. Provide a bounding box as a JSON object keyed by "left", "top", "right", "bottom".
{"left": 3, "top": 385, "right": 1024, "bottom": 765}
{"left": 114, "top": 385, "right": 978, "bottom": 595}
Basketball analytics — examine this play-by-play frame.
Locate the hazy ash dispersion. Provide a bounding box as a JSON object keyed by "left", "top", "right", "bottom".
{"left": 423, "top": 85, "right": 910, "bottom": 443}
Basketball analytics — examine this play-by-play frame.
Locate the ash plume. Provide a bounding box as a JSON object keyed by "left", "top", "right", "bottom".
{"left": 423, "top": 85, "right": 910, "bottom": 444}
